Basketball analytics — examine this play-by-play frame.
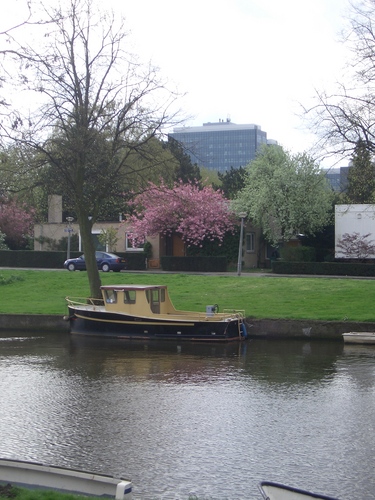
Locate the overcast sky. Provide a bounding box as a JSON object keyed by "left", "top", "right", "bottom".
{"left": 4, "top": 0, "right": 354, "bottom": 168}
{"left": 112, "top": 0, "right": 352, "bottom": 168}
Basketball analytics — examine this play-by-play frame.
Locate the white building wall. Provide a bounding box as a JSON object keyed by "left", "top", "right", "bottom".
{"left": 335, "top": 204, "right": 375, "bottom": 258}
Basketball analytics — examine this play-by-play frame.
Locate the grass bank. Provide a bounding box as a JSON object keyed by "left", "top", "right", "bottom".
{"left": 0, "top": 485, "right": 202, "bottom": 500}
{"left": 0, "top": 269, "right": 374, "bottom": 322}
{"left": 0, "top": 485, "right": 94, "bottom": 500}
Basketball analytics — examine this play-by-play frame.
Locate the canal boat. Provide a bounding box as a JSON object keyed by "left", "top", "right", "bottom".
{"left": 342, "top": 331, "right": 375, "bottom": 344}
{"left": 65, "top": 284, "right": 247, "bottom": 341}
{"left": 0, "top": 458, "right": 132, "bottom": 499}
{"left": 259, "top": 481, "right": 339, "bottom": 500}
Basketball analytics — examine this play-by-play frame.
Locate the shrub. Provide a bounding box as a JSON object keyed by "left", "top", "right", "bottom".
{"left": 280, "top": 246, "right": 316, "bottom": 262}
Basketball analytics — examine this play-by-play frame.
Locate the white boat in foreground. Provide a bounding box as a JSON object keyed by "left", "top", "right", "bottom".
{"left": 342, "top": 331, "right": 375, "bottom": 344}
{"left": 0, "top": 458, "right": 132, "bottom": 499}
{"left": 259, "top": 481, "right": 339, "bottom": 500}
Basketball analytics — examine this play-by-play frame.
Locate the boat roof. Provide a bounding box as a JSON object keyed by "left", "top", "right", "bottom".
{"left": 100, "top": 284, "right": 168, "bottom": 291}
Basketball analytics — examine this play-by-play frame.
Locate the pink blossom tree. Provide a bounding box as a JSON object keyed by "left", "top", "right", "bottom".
{"left": 127, "top": 181, "right": 236, "bottom": 247}
{"left": 0, "top": 198, "right": 35, "bottom": 249}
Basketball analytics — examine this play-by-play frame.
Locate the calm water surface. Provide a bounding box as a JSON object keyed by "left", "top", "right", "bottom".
{"left": 0, "top": 331, "right": 375, "bottom": 499}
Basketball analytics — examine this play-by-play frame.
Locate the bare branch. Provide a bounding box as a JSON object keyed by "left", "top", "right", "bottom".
{"left": 304, "top": 1, "right": 375, "bottom": 161}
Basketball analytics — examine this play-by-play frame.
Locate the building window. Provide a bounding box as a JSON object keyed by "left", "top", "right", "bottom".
{"left": 126, "top": 232, "right": 144, "bottom": 252}
{"left": 246, "top": 232, "right": 255, "bottom": 253}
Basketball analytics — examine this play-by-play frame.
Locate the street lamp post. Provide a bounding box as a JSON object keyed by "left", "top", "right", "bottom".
{"left": 237, "top": 212, "right": 247, "bottom": 276}
{"left": 66, "top": 217, "right": 74, "bottom": 260}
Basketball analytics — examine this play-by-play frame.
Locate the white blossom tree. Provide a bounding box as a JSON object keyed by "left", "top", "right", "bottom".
{"left": 232, "top": 145, "right": 333, "bottom": 246}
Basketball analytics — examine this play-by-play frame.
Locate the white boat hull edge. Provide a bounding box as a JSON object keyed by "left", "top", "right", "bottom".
{"left": 259, "top": 481, "right": 339, "bottom": 500}
{"left": 0, "top": 459, "right": 132, "bottom": 499}
{"left": 342, "top": 332, "right": 375, "bottom": 344}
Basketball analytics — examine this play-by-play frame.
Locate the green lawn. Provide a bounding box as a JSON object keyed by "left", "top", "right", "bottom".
{"left": 0, "top": 485, "right": 96, "bottom": 500}
{"left": 0, "top": 269, "right": 374, "bottom": 322}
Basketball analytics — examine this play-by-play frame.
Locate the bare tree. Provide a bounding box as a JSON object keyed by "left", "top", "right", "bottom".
{"left": 336, "top": 232, "right": 375, "bottom": 260}
{"left": 0, "top": 3, "right": 34, "bottom": 109}
{"left": 2, "top": 0, "right": 180, "bottom": 298}
{"left": 304, "top": 0, "right": 375, "bottom": 162}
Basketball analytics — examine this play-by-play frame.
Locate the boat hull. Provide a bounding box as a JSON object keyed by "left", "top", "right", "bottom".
{"left": 68, "top": 307, "right": 245, "bottom": 342}
{"left": 0, "top": 458, "right": 132, "bottom": 499}
{"left": 342, "top": 332, "right": 375, "bottom": 344}
{"left": 259, "top": 481, "right": 339, "bottom": 500}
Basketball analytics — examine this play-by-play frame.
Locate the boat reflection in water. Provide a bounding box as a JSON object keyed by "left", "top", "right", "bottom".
{"left": 68, "top": 335, "right": 250, "bottom": 382}
{"left": 69, "top": 334, "right": 249, "bottom": 357}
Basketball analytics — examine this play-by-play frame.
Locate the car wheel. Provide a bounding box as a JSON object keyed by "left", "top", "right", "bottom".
{"left": 101, "top": 263, "right": 110, "bottom": 272}
{"left": 67, "top": 263, "right": 76, "bottom": 272}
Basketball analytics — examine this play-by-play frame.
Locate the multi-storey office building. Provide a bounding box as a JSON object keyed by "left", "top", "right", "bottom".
{"left": 169, "top": 119, "right": 275, "bottom": 172}
{"left": 324, "top": 166, "right": 350, "bottom": 192}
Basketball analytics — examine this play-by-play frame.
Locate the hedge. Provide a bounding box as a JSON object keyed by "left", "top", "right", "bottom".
{"left": 0, "top": 250, "right": 147, "bottom": 271}
{"left": 272, "top": 260, "right": 375, "bottom": 276}
{"left": 161, "top": 256, "right": 227, "bottom": 272}
{"left": 0, "top": 250, "right": 225, "bottom": 272}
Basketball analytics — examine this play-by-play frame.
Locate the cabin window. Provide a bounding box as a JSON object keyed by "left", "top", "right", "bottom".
{"left": 151, "top": 290, "right": 160, "bottom": 314}
{"left": 105, "top": 289, "right": 117, "bottom": 304}
{"left": 160, "top": 288, "right": 165, "bottom": 302}
{"left": 146, "top": 289, "right": 160, "bottom": 313}
{"left": 124, "top": 290, "right": 136, "bottom": 304}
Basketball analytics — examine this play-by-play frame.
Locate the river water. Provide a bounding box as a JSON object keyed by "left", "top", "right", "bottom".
{"left": 1, "top": 331, "right": 375, "bottom": 499}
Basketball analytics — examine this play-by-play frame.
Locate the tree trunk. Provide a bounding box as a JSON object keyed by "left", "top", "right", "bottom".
{"left": 78, "top": 215, "right": 102, "bottom": 299}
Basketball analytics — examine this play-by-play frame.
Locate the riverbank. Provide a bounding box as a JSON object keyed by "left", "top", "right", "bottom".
{"left": 1, "top": 313, "right": 374, "bottom": 340}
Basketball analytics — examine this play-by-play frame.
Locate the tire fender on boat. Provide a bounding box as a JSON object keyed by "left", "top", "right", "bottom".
{"left": 240, "top": 322, "right": 248, "bottom": 339}
{"left": 63, "top": 314, "right": 76, "bottom": 321}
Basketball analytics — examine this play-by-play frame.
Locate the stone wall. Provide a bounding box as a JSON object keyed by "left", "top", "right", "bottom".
{"left": 0, "top": 315, "right": 69, "bottom": 332}
{"left": 1, "top": 314, "right": 374, "bottom": 340}
{"left": 246, "top": 318, "right": 375, "bottom": 340}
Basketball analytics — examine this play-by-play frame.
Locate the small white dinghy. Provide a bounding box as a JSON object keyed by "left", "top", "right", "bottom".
{"left": 259, "top": 481, "right": 339, "bottom": 500}
{"left": 0, "top": 458, "right": 132, "bottom": 499}
{"left": 342, "top": 331, "right": 375, "bottom": 344}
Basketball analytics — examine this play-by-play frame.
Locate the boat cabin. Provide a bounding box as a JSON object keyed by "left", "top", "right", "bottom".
{"left": 101, "top": 284, "right": 179, "bottom": 316}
